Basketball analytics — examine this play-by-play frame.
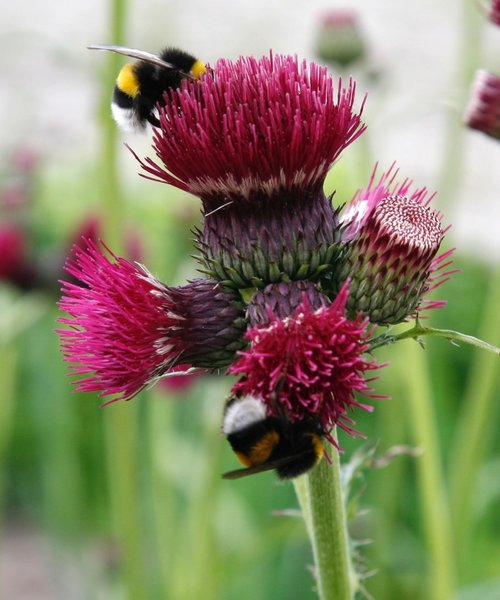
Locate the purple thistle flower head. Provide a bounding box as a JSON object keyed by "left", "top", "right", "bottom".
{"left": 136, "top": 53, "right": 365, "bottom": 205}
{"left": 335, "top": 165, "right": 455, "bottom": 324}
{"left": 0, "top": 223, "right": 35, "bottom": 290}
{"left": 464, "top": 70, "right": 500, "bottom": 141}
{"left": 229, "top": 282, "right": 383, "bottom": 442}
{"left": 131, "top": 54, "right": 366, "bottom": 289}
{"left": 57, "top": 240, "right": 245, "bottom": 402}
{"left": 489, "top": 0, "right": 500, "bottom": 26}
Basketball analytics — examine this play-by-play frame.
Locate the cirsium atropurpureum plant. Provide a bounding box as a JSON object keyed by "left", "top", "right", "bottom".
{"left": 57, "top": 52, "right": 500, "bottom": 599}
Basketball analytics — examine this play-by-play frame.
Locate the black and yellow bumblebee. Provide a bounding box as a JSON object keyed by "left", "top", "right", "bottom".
{"left": 222, "top": 395, "right": 325, "bottom": 480}
{"left": 88, "top": 44, "right": 206, "bottom": 131}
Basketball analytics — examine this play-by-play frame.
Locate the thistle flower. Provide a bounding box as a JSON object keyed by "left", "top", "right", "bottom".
{"left": 0, "top": 224, "right": 35, "bottom": 289}
{"left": 229, "top": 282, "right": 383, "bottom": 442}
{"left": 133, "top": 54, "right": 365, "bottom": 288}
{"left": 489, "top": 0, "right": 500, "bottom": 26}
{"left": 57, "top": 240, "right": 245, "bottom": 401}
{"left": 334, "top": 166, "right": 455, "bottom": 324}
{"left": 246, "top": 280, "right": 329, "bottom": 326}
{"left": 463, "top": 70, "right": 500, "bottom": 141}
{"left": 315, "top": 10, "right": 367, "bottom": 67}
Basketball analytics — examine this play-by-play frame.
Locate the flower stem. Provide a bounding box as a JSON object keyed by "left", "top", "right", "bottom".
{"left": 146, "top": 392, "right": 175, "bottom": 599}
{"left": 183, "top": 389, "right": 225, "bottom": 600}
{"left": 99, "top": 0, "right": 127, "bottom": 251}
{"left": 0, "top": 342, "right": 18, "bottom": 520}
{"left": 98, "top": 1, "right": 149, "bottom": 598}
{"left": 369, "top": 322, "right": 500, "bottom": 356}
{"left": 436, "top": 0, "right": 483, "bottom": 209}
{"left": 449, "top": 269, "right": 500, "bottom": 563}
{"left": 103, "top": 402, "right": 148, "bottom": 600}
{"left": 397, "top": 341, "right": 455, "bottom": 599}
{"left": 297, "top": 432, "right": 354, "bottom": 600}
{"left": 293, "top": 475, "right": 313, "bottom": 540}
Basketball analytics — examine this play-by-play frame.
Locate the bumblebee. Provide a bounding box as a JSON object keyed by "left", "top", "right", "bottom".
{"left": 88, "top": 44, "right": 206, "bottom": 131}
{"left": 222, "top": 395, "right": 325, "bottom": 480}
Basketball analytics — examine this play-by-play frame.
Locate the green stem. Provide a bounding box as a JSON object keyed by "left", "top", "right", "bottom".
{"left": 367, "top": 353, "right": 407, "bottom": 600}
{"left": 449, "top": 270, "right": 500, "bottom": 563}
{"left": 293, "top": 475, "right": 313, "bottom": 541}
{"left": 104, "top": 403, "right": 147, "bottom": 600}
{"left": 437, "top": 0, "right": 483, "bottom": 209}
{"left": 98, "top": 1, "right": 149, "bottom": 598}
{"left": 147, "top": 392, "right": 175, "bottom": 599}
{"left": 188, "top": 394, "right": 224, "bottom": 600}
{"left": 99, "top": 0, "right": 127, "bottom": 251}
{"left": 298, "top": 433, "right": 354, "bottom": 600}
{"left": 400, "top": 341, "right": 455, "bottom": 599}
{"left": 171, "top": 382, "right": 225, "bottom": 600}
{"left": 369, "top": 322, "right": 500, "bottom": 356}
{"left": 0, "top": 343, "right": 18, "bottom": 524}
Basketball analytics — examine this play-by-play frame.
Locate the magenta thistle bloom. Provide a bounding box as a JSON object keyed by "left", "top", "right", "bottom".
{"left": 229, "top": 282, "right": 383, "bottom": 442}
{"left": 137, "top": 54, "right": 365, "bottom": 200}
{"left": 132, "top": 54, "right": 365, "bottom": 288}
{"left": 335, "top": 165, "right": 455, "bottom": 324}
{"left": 0, "top": 224, "right": 35, "bottom": 289}
{"left": 57, "top": 240, "right": 245, "bottom": 401}
{"left": 464, "top": 70, "right": 500, "bottom": 141}
{"left": 489, "top": 0, "right": 500, "bottom": 25}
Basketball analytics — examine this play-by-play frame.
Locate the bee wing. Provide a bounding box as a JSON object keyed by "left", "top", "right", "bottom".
{"left": 87, "top": 44, "right": 196, "bottom": 80}
{"left": 222, "top": 451, "right": 309, "bottom": 480}
{"left": 222, "top": 461, "right": 279, "bottom": 479}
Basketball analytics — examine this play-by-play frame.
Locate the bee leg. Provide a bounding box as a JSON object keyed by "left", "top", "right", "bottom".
{"left": 147, "top": 114, "right": 161, "bottom": 128}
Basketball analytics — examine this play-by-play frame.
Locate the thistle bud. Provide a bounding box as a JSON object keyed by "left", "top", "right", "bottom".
{"left": 315, "top": 10, "right": 367, "bottom": 67}
{"left": 246, "top": 280, "right": 329, "bottom": 326}
{"left": 334, "top": 168, "right": 454, "bottom": 324}
{"left": 464, "top": 70, "right": 500, "bottom": 141}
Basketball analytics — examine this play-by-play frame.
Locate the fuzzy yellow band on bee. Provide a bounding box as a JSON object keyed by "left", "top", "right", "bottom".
{"left": 310, "top": 434, "right": 324, "bottom": 464}
{"left": 116, "top": 63, "right": 140, "bottom": 98}
{"left": 235, "top": 430, "right": 280, "bottom": 467}
{"left": 190, "top": 60, "right": 206, "bottom": 79}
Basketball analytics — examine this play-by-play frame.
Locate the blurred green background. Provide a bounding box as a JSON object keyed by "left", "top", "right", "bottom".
{"left": 1, "top": 0, "right": 499, "bottom": 599}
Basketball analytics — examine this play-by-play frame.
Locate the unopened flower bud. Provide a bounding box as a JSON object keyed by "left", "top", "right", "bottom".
{"left": 464, "top": 70, "right": 500, "bottom": 141}
{"left": 315, "top": 10, "right": 366, "bottom": 67}
{"left": 335, "top": 168, "right": 454, "bottom": 323}
{"left": 246, "top": 280, "right": 329, "bottom": 326}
